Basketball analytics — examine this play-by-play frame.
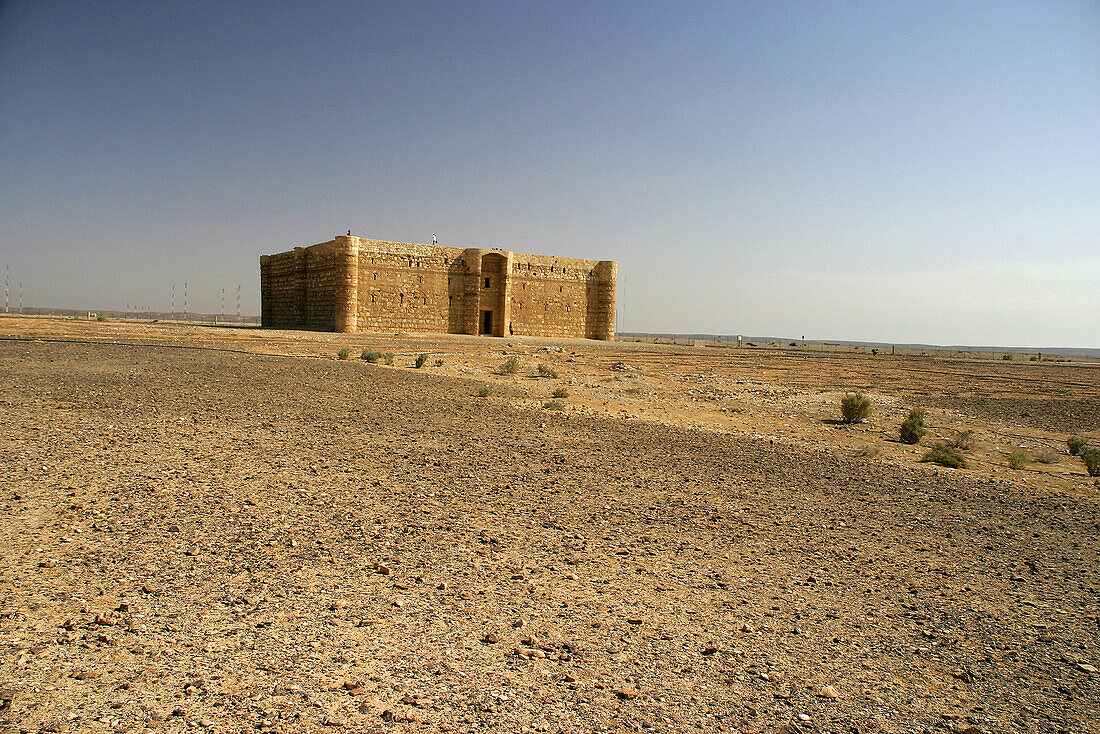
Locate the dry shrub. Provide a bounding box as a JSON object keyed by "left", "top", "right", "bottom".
{"left": 337, "top": 348, "right": 352, "bottom": 360}
{"left": 1082, "top": 447, "right": 1100, "bottom": 477}
{"left": 1067, "top": 436, "right": 1089, "bottom": 456}
{"left": 477, "top": 385, "right": 491, "bottom": 398}
{"left": 953, "top": 430, "right": 976, "bottom": 450}
{"left": 543, "top": 400, "right": 566, "bottom": 411}
{"left": 537, "top": 363, "right": 558, "bottom": 378}
{"left": 924, "top": 442, "right": 967, "bottom": 469}
{"left": 552, "top": 386, "right": 569, "bottom": 399}
{"left": 499, "top": 357, "right": 519, "bottom": 374}
{"left": 899, "top": 408, "right": 926, "bottom": 445}
{"left": 1031, "top": 447, "right": 1060, "bottom": 464}
{"left": 841, "top": 392, "right": 872, "bottom": 423}
{"left": 1008, "top": 451, "right": 1029, "bottom": 470}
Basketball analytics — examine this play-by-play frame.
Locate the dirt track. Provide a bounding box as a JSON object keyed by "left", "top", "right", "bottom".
{"left": 1, "top": 319, "right": 1098, "bottom": 733}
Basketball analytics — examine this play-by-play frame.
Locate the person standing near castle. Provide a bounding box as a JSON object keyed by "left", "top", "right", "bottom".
{"left": 432, "top": 234, "right": 438, "bottom": 246}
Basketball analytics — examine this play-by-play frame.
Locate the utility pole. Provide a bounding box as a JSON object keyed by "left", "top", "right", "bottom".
{"left": 171, "top": 284, "right": 175, "bottom": 320}
{"left": 236, "top": 285, "right": 241, "bottom": 320}
{"left": 183, "top": 282, "right": 188, "bottom": 321}
{"left": 220, "top": 288, "right": 225, "bottom": 323}
{"left": 19, "top": 283, "right": 22, "bottom": 313}
{"left": 4, "top": 265, "right": 8, "bottom": 313}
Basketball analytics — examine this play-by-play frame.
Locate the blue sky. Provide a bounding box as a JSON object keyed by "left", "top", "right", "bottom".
{"left": 1, "top": 0, "right": 1097, "bottom": 346}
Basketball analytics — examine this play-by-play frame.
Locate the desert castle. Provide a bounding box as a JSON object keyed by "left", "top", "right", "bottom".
{"left": 260, "top": 236, "right": 617, "bottom": 340}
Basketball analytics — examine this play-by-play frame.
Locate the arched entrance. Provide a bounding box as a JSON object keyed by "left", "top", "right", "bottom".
{"left": 479, "top": 252, "right": 507, "bottom": 336}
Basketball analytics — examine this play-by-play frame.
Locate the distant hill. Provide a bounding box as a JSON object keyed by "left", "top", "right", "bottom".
{"left": 619, "top": 332, "right": 1100, "bottom": 359}
{"left": 2, "top": 307, "right": 259, "bottom": 325}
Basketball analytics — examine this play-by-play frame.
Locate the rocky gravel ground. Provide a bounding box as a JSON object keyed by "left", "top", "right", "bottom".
{"left": 935, "top": 397, "right": 1098, "bottom": 436}
{"left": 1, "top": 334, "right": 1099, "bottom": 734}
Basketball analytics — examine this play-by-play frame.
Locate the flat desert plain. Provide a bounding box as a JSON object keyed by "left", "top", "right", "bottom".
{"left": 1, "top": 317, "right": 1098, "bottom": 734}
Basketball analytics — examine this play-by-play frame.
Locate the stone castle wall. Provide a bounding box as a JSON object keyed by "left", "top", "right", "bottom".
{"left": 260, "top": 236, "right": 616, "bottom": 340}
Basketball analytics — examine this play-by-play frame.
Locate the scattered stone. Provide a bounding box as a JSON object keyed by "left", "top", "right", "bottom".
{"left": 481, "top": 632, "right": 499, "bottom": 644}
{"left": 1076, "top": 662, "right": 1097, "bottom": 673}
{"left": 816, "top": 684, "right": 839, "bottom": 699}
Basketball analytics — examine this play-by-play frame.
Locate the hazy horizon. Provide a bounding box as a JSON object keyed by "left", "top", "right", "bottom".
{"left": 1, "top": 1, "right": 1097, "bottom": 347}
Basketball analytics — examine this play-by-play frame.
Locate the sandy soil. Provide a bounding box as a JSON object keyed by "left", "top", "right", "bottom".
{"left": 1, "top": 317, "right": 1098, "bottom": 734}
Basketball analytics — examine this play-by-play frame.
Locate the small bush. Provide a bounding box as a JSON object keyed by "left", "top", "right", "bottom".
{"left": 840, "top": 392, "right": 872, "bottom": 423}
{"left": 543, "top": 400, "right": 566, "bottom": 411}
{"left": 552, "top": 386, "right": 569, "bottom": 399}
{"left": 1029, "top": 356, "right": 1039, "bottom": 362}
{"left": 924, "top": 442, "right": 967, "bottom": 469}
{"left": 1081, "top": 447, "right": 1100, "bottom": 477}
{"left": 1068, "top": 436, "right": 1089, "bottom": 456}
{"left": 953, "top": 429, "right": 976, "bottom": 450}
{"left": 500, "top": 357, "right": 519, "bottom": 374}
{"left": 414, "top": 353, "right": 428, "bottom": 369}
{"left": 477, "top": 385, "right": 491, "bottom": 398}
{"left": 337, "top": 347, "right": 352, "bottom": 360}
{"left": 853, "top": 445, "right": 882, "bottom": 459}
{"left": 1002, "top": 353, "right": 1013, "bottom": 360}
{"left": 537, "top": 363, "right": 558, "bottom": 379}
{"left": 1008, "top": 451, "right": 1029, "bottom": 470}
{"left": 383, "top": 352, "right": 395, "bottom": 365}
{"left": 899, "top": 408, "right": 927, "bottom": 445}
{"left": 361, "top": 349, "right": 381, "bottom": 363}
{"left": 1031, "top": 447, "right": 1060, "bottom": 464}
{"left": 96, "top": 314, "right": 108, "bottom": 322}
{"left": 434, "top": 359, "right": 443, "bottom": 367}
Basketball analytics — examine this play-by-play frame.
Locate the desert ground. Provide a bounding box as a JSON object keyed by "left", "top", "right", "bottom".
{"left": 1, "top": 316, "right": 1098, "bottom": 734}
